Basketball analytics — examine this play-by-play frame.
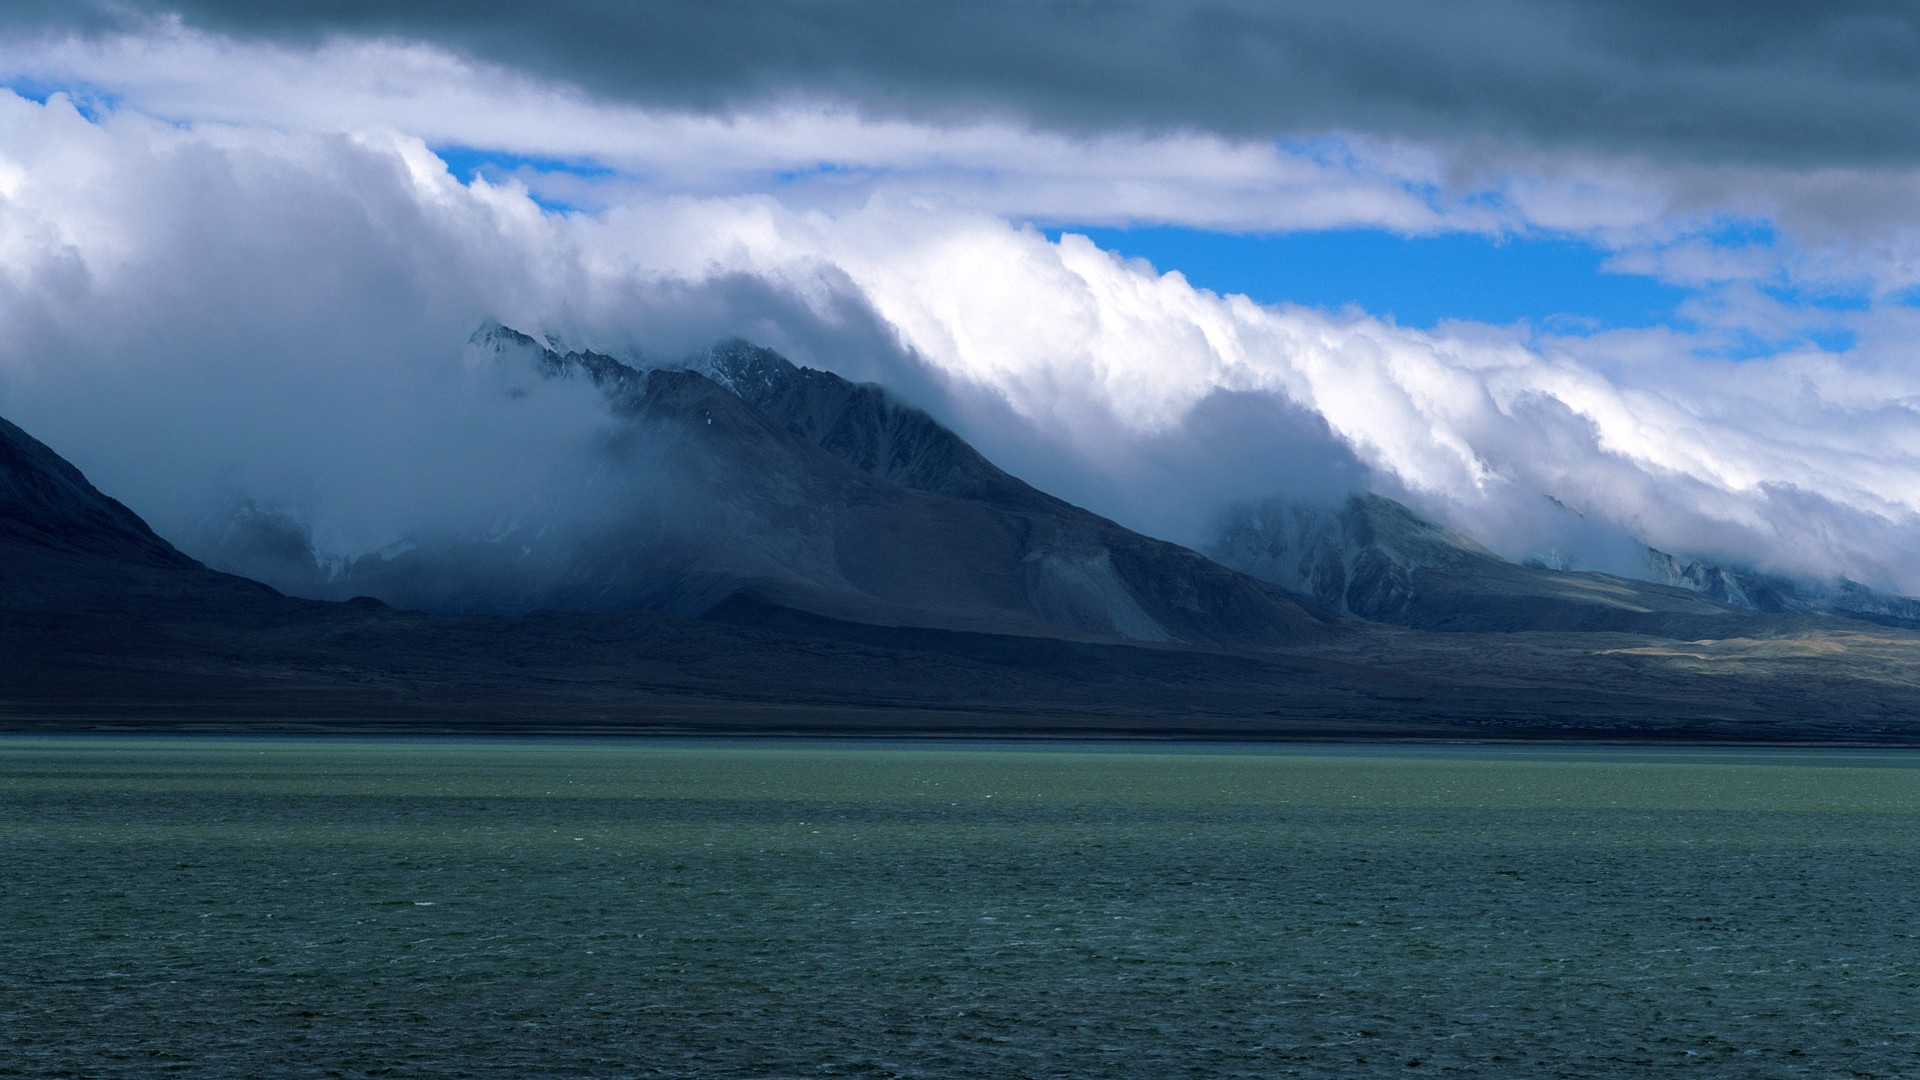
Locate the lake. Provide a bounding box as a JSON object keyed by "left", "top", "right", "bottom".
{"left": 3, "top": 737, "right": 1918, "bottom": 1077}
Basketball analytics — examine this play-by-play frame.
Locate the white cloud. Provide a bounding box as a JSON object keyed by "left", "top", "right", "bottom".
{"left": 0, "top": 25, "right": 1476, "bottom": 234}
{"left": 0, "top": 90, "right": 607, "bottom": 558}
{"left": 7, "top": 46, "right": 1920, "bottom": 598}
{"left": 18, "top": 22, "right": 1920, "bottom": 305}
{"left": 577, "top": 191, "right": 1920, "bottom": 586}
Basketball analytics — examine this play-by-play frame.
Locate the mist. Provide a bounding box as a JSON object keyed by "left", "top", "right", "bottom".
{"left": 0, "top": 95, "right": 929, "bottom": 610}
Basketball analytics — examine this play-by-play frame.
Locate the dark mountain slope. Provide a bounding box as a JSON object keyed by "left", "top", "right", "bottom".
{"left": 1, "top": 406, "right": 1330, "bottom": 728}
{"left": 689, "top": 338, "right": 1067, "bottom": 513}
{"left": 1, "top": 415, "right": 194, "bottom": 571}
{"left": 0, "top": 415, "right": 294, "bottom": 625}
{"left": 0, "top": 411, "right": 1586, "bottom": 736}
{"left": 9, "top": 408, "right": 1920, "bottom": 743}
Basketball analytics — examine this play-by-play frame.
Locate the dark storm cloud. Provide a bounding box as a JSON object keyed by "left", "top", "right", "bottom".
{"left": 17, "top": 0, "right": 1920, "bottom": 166}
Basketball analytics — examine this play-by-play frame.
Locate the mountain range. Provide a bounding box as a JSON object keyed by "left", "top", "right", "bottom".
{"left": 7, "top": 328, "right": 1920, "bottom": 742}
{"left": 200, "top": 325, "right": 1324, "bottom": 648}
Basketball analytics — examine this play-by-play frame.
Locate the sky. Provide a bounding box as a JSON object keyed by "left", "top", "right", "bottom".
{"left": 5, "top": 3, "right": 1920, "bottom": 592}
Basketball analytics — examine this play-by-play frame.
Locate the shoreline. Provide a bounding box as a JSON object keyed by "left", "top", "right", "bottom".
{"left": 6, "top": 716, "right": 1920, "bottom": 749}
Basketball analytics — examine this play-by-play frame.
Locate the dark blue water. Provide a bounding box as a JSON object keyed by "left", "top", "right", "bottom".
{"left": 4, "top": 738, "right": 1918, "bottom": 1077}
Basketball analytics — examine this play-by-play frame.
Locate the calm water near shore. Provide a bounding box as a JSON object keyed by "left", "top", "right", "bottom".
{"left": 3, "top": 736, "right": 1919, "bottom": 1078}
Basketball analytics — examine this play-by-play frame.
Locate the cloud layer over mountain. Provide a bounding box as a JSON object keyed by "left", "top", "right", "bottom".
{"left": 6, "top": 7, "right": 1920, "bottom": 596}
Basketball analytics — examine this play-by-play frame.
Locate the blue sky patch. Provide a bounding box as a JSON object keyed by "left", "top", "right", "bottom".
{"left": 1763, "top": 284, "right": 1872, "bottom": 313}
{"left": 432, "top": 146, "right": 615, "bottom": 182}
{"left": 1696, "top": 218, "right": 1782, "bottom": 248}
{"left": 1702, "top": 328, "right": 1858, "bottom": 361}
{"left": 430, "top": 145, "right": 618, "bottom": 212}
{"left": 4, "top": 79, "right": 118, "bottom": 121}
{"left": 1057, "top": 225, "right": 1692, "bottom": 331}
{"left": 1810, "top": 328, "right": 1858, "bottom": 353}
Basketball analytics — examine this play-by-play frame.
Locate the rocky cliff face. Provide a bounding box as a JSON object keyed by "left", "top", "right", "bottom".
{"left": 1209, "top": 493, "right": 1756, "bottom": 635}
{"left": 688, "top": 339, "right": 1067, "bottom": 513}
{"left": 1645, "top": 550, "right": 1920, "bottom": 629}
{"left": 1209, "top": 494, "right": 1484, "bottom": 620}
{"left": 1212, "top": 489, "right": 1920, "bottom": 634}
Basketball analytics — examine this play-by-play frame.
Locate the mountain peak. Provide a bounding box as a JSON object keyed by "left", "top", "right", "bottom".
{"left": 687, "top": 338, "right": 801, "bottom": 401}
{"left": 436, "top": 321, "right": 1330, "bottom": 645}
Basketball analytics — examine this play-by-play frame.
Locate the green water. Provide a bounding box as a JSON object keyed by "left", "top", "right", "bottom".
{"left": 3, "top": 737, "right": 1919, "bottom": 1078}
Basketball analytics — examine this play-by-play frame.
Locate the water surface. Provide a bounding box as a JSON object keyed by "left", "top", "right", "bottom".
{"left": 3, "top": 737, "right": 1918, "bottom": 1077}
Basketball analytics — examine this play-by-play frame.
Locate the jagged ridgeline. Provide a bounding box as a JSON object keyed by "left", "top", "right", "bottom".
{"left": 1208, "top": 494, "right": 1742, "bottom": 635}
{"left": 1209, "top": 492, "right": 1920, "bottom": 634}
{"left": 193, "top": 324, "right": 1328, "bottom": 647}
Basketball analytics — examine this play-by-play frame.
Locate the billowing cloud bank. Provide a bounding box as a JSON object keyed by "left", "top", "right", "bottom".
{"left": 590, "top": 197, "right": 1920, "bottom": 586}
{"left": 7, "top": 10, "right": 1920, "bottom": 596}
